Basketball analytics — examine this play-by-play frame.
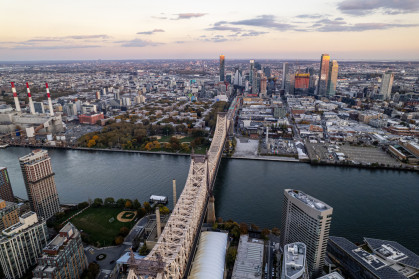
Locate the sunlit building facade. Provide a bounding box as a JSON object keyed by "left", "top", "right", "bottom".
{"left": 219, "top": 55, "right": 225, "bottom": 82}
{"left": 327, "top": 60, "right": 339, "bottom": 96}
{"left": 317, "top": 54, "right": 330, "bottom": 96}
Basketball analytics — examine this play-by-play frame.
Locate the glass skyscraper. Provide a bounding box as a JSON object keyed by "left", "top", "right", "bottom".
{"left": 219, "top": 55, "right": 225, "bottom": 82}
{"left": 317, "top": 54, "right": 330, "bottom": 96}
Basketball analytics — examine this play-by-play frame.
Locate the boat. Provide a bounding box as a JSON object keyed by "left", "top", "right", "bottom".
{"left": 0, "top": 144, "right": 9, "bottom": 149}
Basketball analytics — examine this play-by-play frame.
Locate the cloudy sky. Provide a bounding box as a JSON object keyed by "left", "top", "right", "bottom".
{"left": 0, "top": 0, "right": 418, "bottom": 60}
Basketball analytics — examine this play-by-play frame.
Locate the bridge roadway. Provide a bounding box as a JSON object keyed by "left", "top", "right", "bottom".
{"left": 127, "top": 97, "right": 240, "bottom": 279}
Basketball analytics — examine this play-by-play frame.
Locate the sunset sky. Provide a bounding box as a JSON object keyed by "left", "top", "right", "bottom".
{"left": 1, "top": 0, "right": 418, "bottom": 61}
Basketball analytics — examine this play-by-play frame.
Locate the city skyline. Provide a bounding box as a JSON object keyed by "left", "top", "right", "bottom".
{"left": 1, "top": 0, "right": 419, "bottom": 61}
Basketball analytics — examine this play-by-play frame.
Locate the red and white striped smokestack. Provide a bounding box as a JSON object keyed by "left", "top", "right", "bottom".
{"left": 10, "top": 82, "right": 21, "bottom": 112}
{"left": 45, "top": 83, "right": 54, "bottom": 116}
{"left": 26, "top": 82, "right": 35, "bottom": 114}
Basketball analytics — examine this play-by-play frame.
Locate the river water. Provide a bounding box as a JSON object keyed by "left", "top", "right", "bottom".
{"left": 1, "top": 147, "right": 418, "bottom": 253}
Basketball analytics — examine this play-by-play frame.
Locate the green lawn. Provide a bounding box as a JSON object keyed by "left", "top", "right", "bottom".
{"left": 70, "top": 207, "right": 135, "bottom": 247}
{"left": 156, "top": 135, "right": 194, "bottom": 143}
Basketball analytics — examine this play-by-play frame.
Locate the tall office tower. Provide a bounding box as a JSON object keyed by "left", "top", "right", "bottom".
{"left": 264, "top": 66, "right": 271, "bottom": 78}
{"left": 327, "top": 60, "right": 339, "bottom": 97}
{"left": 226, "top": 73, "right": 232, "bottom": 84}
{"left": 0, "top": 199, "right": 19, "bottom": 231}
{"left": 234, "top": 68, "right": 242, "bottom": 86}
{"left": 252, "top": 69, "right": 258, "bottom": 94}
{"left": 254, "top": 61, "right": 262, "bottom": 70}
{"left": 33, "top": 223, "right": 88, "bottom": 279}
{"left": 219, "top": 55, "right": 225, "bottom": 82}
{"left": 280, "top": 189, "right": 333, "bottom": 277}
{"left": 249, "top": 60, "right": 255, "bottom": 86}
{"left": 317, "top": 54, "right": 330, "bottom": 96}
{"left": 0, "top": 167, "right": 15, "bottom": 202}
{"left": 0, "top": 212, "right": 48, "bottom": 279}
{"left": 294, "top": 73, "right": 310, "bottom": 95}
{"left": 19, "top": 150, "right": 61, "bottom": 220}
{"left": 260, "top": 76, "right": 268, "bottom": 97}
{"left": 282, "top": 62, "right": 289, "bottom": 90}
{"left": 281, "top": 242, "right": 309, "bottom": 279}
{"left": 380, "top": 71, "right": 394, "bottom": 100}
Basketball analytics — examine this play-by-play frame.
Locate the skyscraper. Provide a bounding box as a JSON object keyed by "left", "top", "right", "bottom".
{"left": 249, "top": 60, "right": 255, "bottom": 86}
{"left": 317, "top": 54, "right": 330, "bottom": 96}
{"left": 282, "top": 62, "right": 289, "bottom": 90}
{"left": 33, "top": 222, "right": 88, "bottom": 279}
{"left": 0, "top": 212, "right": 48, "bottom": 279}
{"left": 280, "top": 189, "right": 333, "bottom": 277}
{"left": 219, "top": 55, "right": 225, "bottom": 82}
{"left": 0, "top": 167, "right": 15, "bottom": 202}
{"left": 327, "top": 60, "right": 339, "bottom": 97}
{"left": 380, "top": 71, "right": 394, "bottom": 100}
{"left": 19, "top": 150, "right": 61, "bottom": 220}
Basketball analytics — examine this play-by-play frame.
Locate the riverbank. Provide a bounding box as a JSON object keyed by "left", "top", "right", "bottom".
{"left": 5, "top": 144, "right": 418, "bottom": 172}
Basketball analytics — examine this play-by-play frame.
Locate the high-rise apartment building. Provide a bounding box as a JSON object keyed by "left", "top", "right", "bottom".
{"left": 280, "top": 189, "right": 333, "bottom": 277}
{"left": 0, "top": 212, "right": 48, "bottom": 279}
{"left": 33, "top": 222, "right": 88, "bottom": 279}
{"left": 317, "top": 54, "right": 330, "bottom": 96}
{"left": 249, "top": 60, "right": 255, "bottom": 86}
{"left": 380, "top": 71, "right": 394, "bottom": 100}
{"left": 327, "top": 60, "right": 339, "bottom": 96}
{"left": 0, "top": 167, "right": 15, "bottom": 202}
{"left": 0, "top": 199, "right": 19, "bottom": 231}
{"left": 282, "top": 62, "right": 289, "bottom": 90}
{"left": 19, "top": 150, "right": 61, "bottom": 220}
{"left": 219, "top": 55, "right": 225, "bottom": 82}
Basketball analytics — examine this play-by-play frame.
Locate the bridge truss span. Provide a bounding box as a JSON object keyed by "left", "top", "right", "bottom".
{"left": 128, "top": 98, "right": 239, "bottom": 279}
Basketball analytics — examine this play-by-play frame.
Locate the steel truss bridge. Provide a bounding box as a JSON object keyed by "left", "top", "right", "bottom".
{"left": 127, "top": 97, "right": 240, "bottom": 279}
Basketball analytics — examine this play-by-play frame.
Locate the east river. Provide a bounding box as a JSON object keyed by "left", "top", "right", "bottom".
{"left": 1, "top": 147, "right": 418, "bottom": 253}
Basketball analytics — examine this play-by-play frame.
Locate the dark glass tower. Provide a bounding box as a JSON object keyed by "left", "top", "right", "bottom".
{"left": 219, "top": 55, "right": 225, "bottom": 82}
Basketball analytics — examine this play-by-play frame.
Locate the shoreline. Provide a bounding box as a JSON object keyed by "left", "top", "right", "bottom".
{"left": 4, "top": 144, "right": 418, "bottom": 172}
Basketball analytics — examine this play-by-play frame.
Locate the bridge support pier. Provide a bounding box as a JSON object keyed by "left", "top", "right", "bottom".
{"left": 206, "top": 196, "right": 216, "bottom": 224}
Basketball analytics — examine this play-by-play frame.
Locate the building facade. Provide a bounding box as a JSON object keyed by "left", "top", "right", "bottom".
{"left": 282, "top": 62, "right": 289, "bottom": 90}
{"left": 327, "top": 60, "right": 339, "bottom": 97}
{"left": 0, "top": 167, "right": 15, "bottom": 202}
{"left": 0, "top": 200, "right": 19, "bottom": 231}
{"left": 281, "top": 242, "right": 309, "bottom": 279}
{"left": 19, "top": 150, "right": 61, "bottom": 220}
{"left": 33, "top": 222, "right": 88, "bottom": 279}
{"left": 219, "top": 55, "right": 225, "bottom": 82}
{"left": 380, "top": 71, "right": 394, "bottom": 100}
{"left": 280, "top": 189, "right": 333, "bottom": 277}
{"left": 0, "top": 212, "right": 48, "bottom": 279}
{"left": 317, "top": 54, "right": 330, "bottom": 96}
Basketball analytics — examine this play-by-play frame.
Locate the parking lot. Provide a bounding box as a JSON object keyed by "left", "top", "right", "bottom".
{"left": 340, "top": 145, "right": 400, "bottom": 166}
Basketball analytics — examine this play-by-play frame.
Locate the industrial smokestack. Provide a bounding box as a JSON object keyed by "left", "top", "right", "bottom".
{"left": 26, "top": 82, "right": 35, "bottom": 114}
{"left": 45, "top": 83, "right": 54, "bottom": 116}
{"left": 155, "top": 207, "right": 161, "bottom": 238}
{"left": 172, "top": 179, "right": 177, "bottom": 207}
{"left": 10, "top": 82, "right": 21, "bottom": 112}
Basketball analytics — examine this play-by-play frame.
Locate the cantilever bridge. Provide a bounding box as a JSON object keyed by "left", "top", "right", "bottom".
{"left": 127, "top": 97, "right": 240, "bottom": 279}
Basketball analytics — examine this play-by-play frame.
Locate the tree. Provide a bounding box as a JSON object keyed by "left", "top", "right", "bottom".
{"left": 137, "top": 207, "right": 146, "bottom": 218}
{"left": 226, "top": 247, "right": 237, "bottom": 268}
{"left": 78, "top": 201, "right": 89, "bottom": 209}
{"left": 120, "top": 226, "right": 130, "bottom": 237}
{"left": 250, "top": 224, "right": 260, "bottom": 231}
{"left": 115, "top": 236, "right": 124, "bottom": 245}
{"left": 261, "top": 228, "right": 270, "bottom": 239}
{"left": 239, "top": 223, "right": 248, "bottom": 235}
{"left": 104, "top": 197, "right": 115, "bottom": 207}
{"left": 159, "top": 206, "right": 170, "bottom": 215}
{"left": 116, "top": 198, "right": 126, "bottom": 208}
{"left": 92, "top": 198, "right": 103, "bottom": 207}
{"left": 125, "top": 199, "right": 133, "bottom": 208}
{"left": 143, "top": 202, "right": 151, "bottom": 213}
{"left": 133, "top": 199, "right": 141, "bottom": 209}
{"left": 139, "top": 243, "right": 149, "bottom": 256}
{"left": 271, "top": 227, "right": 280, "bottom": 236}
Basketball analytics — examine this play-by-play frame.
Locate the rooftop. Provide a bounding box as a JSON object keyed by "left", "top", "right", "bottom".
{"left": 286, "top": 189, "right": 332, "bottom": 211}
{"left": 316, "top": 272, "right": 344, "bottom": 279}
{"left": 283, "top": 242, "right": 307, "bottom": 279}
{"left": 232, "top": 235, "right": 264, "bottom": 279}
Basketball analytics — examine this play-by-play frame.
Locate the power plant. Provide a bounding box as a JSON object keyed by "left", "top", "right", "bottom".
{"left": 0, "top": 82, "right": 64, "bottom": 137}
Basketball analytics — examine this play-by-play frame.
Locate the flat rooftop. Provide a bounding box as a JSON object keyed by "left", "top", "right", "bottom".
{"left": 286, "top": 189, "right": 332, "bottom": 211}
{"left": 283, "top": 242, "right": 307, "bottom": 279}
{"left": 316, "top": 272, "right": 344, "bottom": 279}
{"left": 232, "top": 235, "right": 264, "bottom": 279}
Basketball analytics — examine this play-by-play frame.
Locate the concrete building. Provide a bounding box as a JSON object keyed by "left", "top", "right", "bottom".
{"left": 19, "top": 150, "right": 60, "bottom": 220}
{"left": 280, "top": 189, "right": 333, "bottom": 277}
{"left": 78, "top": 113, "right": 104, "bottom": 125}
{"left": 380, "top": 71, "right": 394, "bottom": 100}
{"left": 33, "top": 222, "right": 88, "bottom": 279}
{"left": 316, "top": 272, "right": 344, "bottom": 279}
{"left": 282, "top": 62, "right": 289, "bottom": 90}
{"left": 232, "top": 235, "right": 264, "bottom": 279}
{"left": 0, "top": 200, "right": 19, "bottom": 231}
{"left": 0, "top": 212, "right": 48, "bottom": 279}
{"left": 281, "top": 242, "right": 309, "bottom": 279}
{"left": 327, "top": 60, "right": 338, "bottom": 97}
{"left": 327, "top": 236, "right": 419, "bottom": 279}
{"left": 0, "top": 167, "right": 15, "bottom": 202}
